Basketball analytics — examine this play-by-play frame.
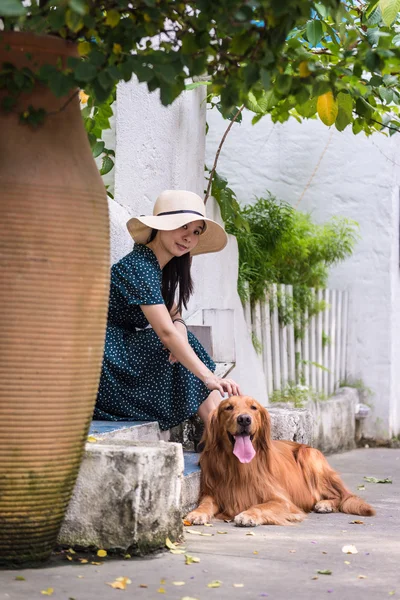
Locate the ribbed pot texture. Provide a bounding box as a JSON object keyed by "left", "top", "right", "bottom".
{"left": 0, "top": 32, "right": 110, "bottom": 566}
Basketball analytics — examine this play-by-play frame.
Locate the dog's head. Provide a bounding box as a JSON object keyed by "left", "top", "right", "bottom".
{"left": 202, "top": 395, "right": 271, "bottom": 463}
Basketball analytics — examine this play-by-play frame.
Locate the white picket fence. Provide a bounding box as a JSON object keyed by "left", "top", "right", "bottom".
{"left": 244, "top": 284, "right": 349, "bottom": 397}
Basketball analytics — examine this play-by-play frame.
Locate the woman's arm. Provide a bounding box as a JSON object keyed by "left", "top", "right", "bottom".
{"left": 169, "top": 303, "right": 187, "bottom": 343}
{"left": 141, "top": 303, "right": 240, "bottom": 397}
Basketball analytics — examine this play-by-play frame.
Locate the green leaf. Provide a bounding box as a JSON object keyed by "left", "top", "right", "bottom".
{"left": 379, "top": 86, "right": 394, "bottom": 103}
{"left": 317, "top": 570, "right": 332, "bottom": 575}
{"left": 335, "top": 92, "right": 353, "bottom": 131}
{"left": 92, "top": 141, "right": 105, "bottom": 157}
{"left": 0, "top": 0, "right": 26, "bottom": 16}
{"left": 355, "top": 97, "right": 374, "bottom": 118}
{"left": 364, "top": 476, "right": 392, "bottom": 483}
{"left": 296, "top": 97, "right": 317, "bottom": 118}
{"left": 366, "top": 0, "right": 381, "bottom": 18}
{"left": 185, "top": 81, "right": 211, "bottom": 91}
{"left": 379, "top": 0, "right": 400, "bottom": 26}
{"left": 216, "top": 103, "right": 242, "bottom": 122}
{"left": 100, "top": 155, "right": 114, "bottom": 176}
{"left": 74, "top": 61, "right": 98, "bottom": 82}
{"left": 275, "top": 74, "right": 292, "bottom": 96}
{"left": 261, "top": 68, "right": 271, "bottom": 90}
{"left": 69, "top": 0, "right": 87, "bottom": 16}
{"left": 306, "top": 20, "right": 323, "bottom": 47}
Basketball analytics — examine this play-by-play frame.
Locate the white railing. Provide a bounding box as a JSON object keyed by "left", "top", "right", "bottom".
{"left": 244, "top": 284, "right": 349, "bottom": 397}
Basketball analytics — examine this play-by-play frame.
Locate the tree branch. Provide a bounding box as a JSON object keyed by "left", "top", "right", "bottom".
{"left": 204, "top": 104, "right": 245, "bottom": 204}
{"left": 370, "top": 118, "right": 400, "bottom": 132}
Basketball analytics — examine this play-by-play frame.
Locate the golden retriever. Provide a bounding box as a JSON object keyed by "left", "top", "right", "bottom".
{"left": 185, "top": 395, "right": 375, "bottom": 527}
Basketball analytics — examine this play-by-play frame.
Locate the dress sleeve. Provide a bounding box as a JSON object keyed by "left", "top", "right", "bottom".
{"left": 111, "top": 255, "right": 164, "bottom": 306}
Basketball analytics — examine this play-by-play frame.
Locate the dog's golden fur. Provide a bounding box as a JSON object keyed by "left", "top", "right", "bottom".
{"left": 186, "top": 396, "right": 375, "bottom": 527}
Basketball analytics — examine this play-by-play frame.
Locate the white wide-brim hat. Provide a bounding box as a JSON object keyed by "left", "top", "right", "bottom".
{"left": 126, "top": 190, "right": 228, "bottom": 256}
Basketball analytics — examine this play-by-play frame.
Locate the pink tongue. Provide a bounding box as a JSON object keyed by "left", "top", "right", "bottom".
{"left": 233, "top": 435, "right": 256, "bottom": 463}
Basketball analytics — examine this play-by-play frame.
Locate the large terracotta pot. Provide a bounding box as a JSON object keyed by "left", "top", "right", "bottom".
{"left": 0, "top": 32, "right": 110, "bottom": 566}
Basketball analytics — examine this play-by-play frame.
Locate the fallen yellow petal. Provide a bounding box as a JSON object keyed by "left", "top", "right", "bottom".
{"left": 41, "top": 589, "right": 54, "bottom": 596}
{"left": 207, "top": 580, "right": 222, "bottom": 588}
{"left": 233, "top": 583, "right": 244, "bottom": 588}
{"left": 157, "top": 587, "right": 166, "bottom": 593}
{"left": 342, "top": 545, "right": 358, "bottom": 554}
{"left": 106, "top": 577, "right": 131, "bottom": 590}
{"left": 79, "top": 559, "right": 88, "bottom": 564}
{"left": 172, "top": 581, "right": 185, "bottom": 586}
{"left": 107, "top": 581, "right": 125, "bottom": 590}
{"left": 217, "top": 531, "right": 227, "bottom": 534}
{"left": 97, "top": 549, "right": 107, "bottom": 557}
{"left": 185, "top": 554, "right": 200, "bottom": 564}
{"left": 253, "top": 550, "right": 259, "bottom": 554}
{"left": 358, "top": 575, "right": 367, "bottom": 579}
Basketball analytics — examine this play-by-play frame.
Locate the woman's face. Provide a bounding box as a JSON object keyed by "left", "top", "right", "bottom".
{"left": 158, "top": 220, "right": 205, "bottom": 257}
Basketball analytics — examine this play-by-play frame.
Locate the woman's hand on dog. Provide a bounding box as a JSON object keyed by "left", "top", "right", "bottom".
{"left": 204, "top": 374, "right": 241, "bottom": 397}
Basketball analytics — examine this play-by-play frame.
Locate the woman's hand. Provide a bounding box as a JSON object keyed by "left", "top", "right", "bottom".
{"left": 204, "top": 374, "right": 241, "bottom": 397}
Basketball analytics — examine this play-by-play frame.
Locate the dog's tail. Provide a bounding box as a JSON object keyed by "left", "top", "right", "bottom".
{"left": 340, "top": 495, "right": 375, "bottom": 516}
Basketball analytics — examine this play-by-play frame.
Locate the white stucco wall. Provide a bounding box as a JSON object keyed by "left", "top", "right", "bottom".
{"left": 108, "top": 78, "right": 267, "bottom": 402}
{"left": 205, "top": 110, "right": 400, "bottom": 438}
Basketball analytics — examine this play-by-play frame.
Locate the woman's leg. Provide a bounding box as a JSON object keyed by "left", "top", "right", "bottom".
{"left": 197, "top": 390, "right": 223, "bottom": 424}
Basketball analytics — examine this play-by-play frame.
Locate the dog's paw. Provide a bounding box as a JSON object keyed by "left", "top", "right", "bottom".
{"left": 314, "top": 500, "right": 334, "bottom": 514}
{"left": 286, "top": 512, "right": 305, "bottom": 523}
{"left": 234, "top": 512, "right": 260, "bottom": 527}
{"left": 185, "top": 511, "right": 211, "bottom": 525}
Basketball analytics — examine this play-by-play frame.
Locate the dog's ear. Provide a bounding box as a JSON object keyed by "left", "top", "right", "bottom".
{"left": 198, "top": 407, "right": 220, "bottom": 453}
{"left": 257, "top": 405, "right": 272, "bottom": 452}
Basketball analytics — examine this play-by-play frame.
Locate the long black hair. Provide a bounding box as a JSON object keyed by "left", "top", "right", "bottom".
{"left": 148, "top": 229, "right": 194, "bottom": 316}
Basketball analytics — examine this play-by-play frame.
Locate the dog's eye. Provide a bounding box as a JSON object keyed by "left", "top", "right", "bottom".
{"left": 251, "top": 405, "right": 257, "bottom": 411}
{"left": 225, "top": 405, "right": 234, "bottom": 411}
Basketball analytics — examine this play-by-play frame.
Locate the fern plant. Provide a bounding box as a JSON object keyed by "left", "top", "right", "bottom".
{"left": 211, "top": 177, "right": 359, "bottom": 337}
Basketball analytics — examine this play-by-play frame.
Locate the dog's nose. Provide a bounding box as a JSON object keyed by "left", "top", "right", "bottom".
{"left": 237, "top": 414, "right": 252, "bottom": 426}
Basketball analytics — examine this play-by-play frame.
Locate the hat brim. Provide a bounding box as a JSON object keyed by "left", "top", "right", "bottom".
{"left": 126, "top": 213, "right": 228, "bottom": 256}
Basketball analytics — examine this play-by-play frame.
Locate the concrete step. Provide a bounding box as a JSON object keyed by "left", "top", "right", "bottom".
{"left": 58, "top": 439, "right": 183, "bottom": 554}
{"left": 89, "top": 420, "right": 161, "bottom": 442}
{"left": 182, "top": 451, "right": 201, "bottom": 515}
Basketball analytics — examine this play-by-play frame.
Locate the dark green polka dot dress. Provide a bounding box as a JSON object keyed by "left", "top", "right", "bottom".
{"left": 95, "top": 244, "right": 216, "bottom": 430}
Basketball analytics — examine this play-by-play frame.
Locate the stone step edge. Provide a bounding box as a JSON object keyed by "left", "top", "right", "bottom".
{"left": 89, "top": 420, "right": 162, "bottom": 443}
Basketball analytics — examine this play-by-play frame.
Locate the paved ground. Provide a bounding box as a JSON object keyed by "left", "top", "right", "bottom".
{"left": 1, "top": 448, "right": 399, "bottom": 600}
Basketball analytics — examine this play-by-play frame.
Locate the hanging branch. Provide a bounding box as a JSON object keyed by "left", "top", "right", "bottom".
{"left": 204, "top": 104, "right": 245, "bottom": 204}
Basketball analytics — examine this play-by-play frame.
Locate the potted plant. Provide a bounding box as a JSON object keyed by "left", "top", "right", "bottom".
{"left": 1, "top": 0, "right": 399, "bottom": 567}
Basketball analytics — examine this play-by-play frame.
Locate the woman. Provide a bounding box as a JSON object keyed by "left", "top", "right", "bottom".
{"left": 94, "top": 190, "right": 241, "bottom": 431}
